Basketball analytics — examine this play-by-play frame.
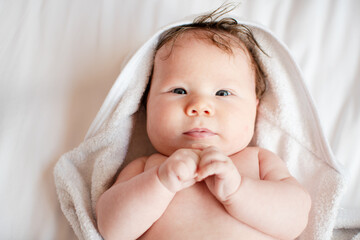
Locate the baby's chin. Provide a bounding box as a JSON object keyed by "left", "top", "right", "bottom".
{"left": 154, "top": 143, "right": 246, "bottom": 157}
{"left": 152, "top": 144, "right": 200, "bottom": 157}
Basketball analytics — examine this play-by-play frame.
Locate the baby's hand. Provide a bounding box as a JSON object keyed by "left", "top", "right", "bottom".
{"left": 197, "top": 146, "right": 241, "bottom": 202}
{"left": 158, "top": 149, "right": 200, "bottom": 193}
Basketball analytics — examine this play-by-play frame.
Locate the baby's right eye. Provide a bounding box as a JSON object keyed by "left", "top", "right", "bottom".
{"left": 171, "top": 88, "right": 187, "bottom": 94}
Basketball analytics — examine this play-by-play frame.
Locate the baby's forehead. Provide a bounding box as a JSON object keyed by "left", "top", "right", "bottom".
{"left": 155, "top": 29, "right": 251, "bottom": 61}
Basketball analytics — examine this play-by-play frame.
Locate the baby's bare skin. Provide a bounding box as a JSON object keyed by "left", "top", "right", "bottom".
{"left": 139, "top": 183, "right": 275, "bottom": 240}
{"left": 96, "top": 30, "right": 311, "bottom": 240}
{"left": 96, "top": 146, "right": 308, "bottom": 240}
{"left": 96, "top": 145, "right": 310, "bottom": 240}
{"left": 138, "top": 147, "right": 276, "bottom": 240}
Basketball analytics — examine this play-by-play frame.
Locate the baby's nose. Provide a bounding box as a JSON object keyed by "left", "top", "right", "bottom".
{"left": 185, "top": 97, "right": 214, "bottom": 117}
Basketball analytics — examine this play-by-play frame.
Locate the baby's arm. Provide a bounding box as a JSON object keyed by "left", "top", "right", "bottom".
{"left": 223, "top": 148, "right": 311, "bottom": 240}
{"left": 96, "top": 149, "right": 199, "bottom": 240}
{"left": 96, "top": 157, "right": 174, "bottom": 240}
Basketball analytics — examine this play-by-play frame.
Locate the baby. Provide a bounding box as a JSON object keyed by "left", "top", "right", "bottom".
{"left": 96, "top": 10, "right": 311, "bottom": 240}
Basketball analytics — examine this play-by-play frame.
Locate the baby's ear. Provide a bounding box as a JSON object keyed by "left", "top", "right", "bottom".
{"left": 256, "top": 98, "right": 259, "bottom": 107}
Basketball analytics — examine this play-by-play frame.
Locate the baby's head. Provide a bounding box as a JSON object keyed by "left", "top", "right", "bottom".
{"left": 144, "top": 10, "right": 267, "bottom": 157}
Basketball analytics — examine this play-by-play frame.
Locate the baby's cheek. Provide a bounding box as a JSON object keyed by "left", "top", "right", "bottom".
{"left": 243, "top": 124, "right": 256, "bottom": 138}
{"left": 235, "top": 125, "right": 254, "bottom": 145}
{"left": 153, "top": 107, "right": 180, "bottom": 137}
{"left": 243, "top": 125, "right": 249, "bottom": 132}
{"left": 234, "top": 123, "right": 249, "bottom": 134}
{"left": 241, "top": 126, "right": 253, "bottom": 143}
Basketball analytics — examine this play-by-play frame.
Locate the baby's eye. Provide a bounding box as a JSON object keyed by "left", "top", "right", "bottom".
{"left": 215, "top": 90, "right": 231, "bottom": 96}
{"left": 171, "top": 88, "right": 187, "bottom": 94}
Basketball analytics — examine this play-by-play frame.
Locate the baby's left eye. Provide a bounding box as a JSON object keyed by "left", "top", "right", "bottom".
{"left": 215, "top": 90, "right": 231, "bottom": 96}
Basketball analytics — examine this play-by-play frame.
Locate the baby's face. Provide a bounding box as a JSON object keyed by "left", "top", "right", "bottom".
{"left": 147, "top": 32, "right": 258, "bottom": 156}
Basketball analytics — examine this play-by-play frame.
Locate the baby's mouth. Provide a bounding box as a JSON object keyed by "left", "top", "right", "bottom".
{"left": 183, "top": 128, "right": 216, "bottom": 138}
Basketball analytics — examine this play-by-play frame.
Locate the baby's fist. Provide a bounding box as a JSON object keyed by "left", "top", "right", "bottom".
{"left": 158, "top": 149, "right": 200, "bottom": 193}
{"left": 197, "top": 146, "right": 241, "bottom": 202}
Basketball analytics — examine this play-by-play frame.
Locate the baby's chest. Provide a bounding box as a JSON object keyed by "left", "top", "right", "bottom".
{"left": 144, "top": 183, "right": 240, "bottom": 236}
{"left": 140, "top": 182, "right": 270, "bottom": 240}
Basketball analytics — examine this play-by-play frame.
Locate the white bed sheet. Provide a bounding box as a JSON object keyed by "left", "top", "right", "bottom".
{"left": 0, "top": 0, "right": 359, "bottom": 239}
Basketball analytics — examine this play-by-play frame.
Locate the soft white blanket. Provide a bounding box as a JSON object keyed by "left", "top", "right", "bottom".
{"left": 54, "top": 17, "right": 345, "bottom": 240}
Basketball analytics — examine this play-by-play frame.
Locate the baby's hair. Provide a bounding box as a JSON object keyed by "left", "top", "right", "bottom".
{"left": 142, "top": 3, "right": 267, "bottom": 108}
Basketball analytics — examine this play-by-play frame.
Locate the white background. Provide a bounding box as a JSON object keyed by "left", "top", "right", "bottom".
{"left": 0, "top": 0, "right": 359, "bottom": 239}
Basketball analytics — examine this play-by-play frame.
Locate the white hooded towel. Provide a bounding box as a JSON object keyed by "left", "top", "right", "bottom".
{"left": 54, "top": 17, "right": 345, "bottom": 240}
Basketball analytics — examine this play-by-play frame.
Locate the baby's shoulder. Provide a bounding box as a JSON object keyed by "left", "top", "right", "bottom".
{"left": 232, "top": 146, "right": 260, "bottom": 160}
{"left": 235, "top": 146, "right": 279, "bottom": 158}
{"left": 144, "top": 153, "right": 167, "bottom": 170}
{"left": 231, "top": 147, "right": 261, "bottom": 178}
{"left": 232, "top": 146, "right": 281, "bottom": 165}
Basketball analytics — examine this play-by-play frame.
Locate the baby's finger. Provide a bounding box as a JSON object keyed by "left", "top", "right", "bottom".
{"left": 172, "top": 148, "right": 200, "bottom": 167}
{"left": 199, "top": 147, "right": 228, "bottom": 169}
{"left": 182, "top": 178, "right": 197, "bottom": 189}
{"left": 184, "top": 153, "right": 200, "bottom": 174}
{"left": 188, "top": 149, "right": 201, "bottom": 164}
{"left": 175, "top": 158, "right": 199, "bottom": 180}
{"left": 197, "top": 161, "right": 228, "bottom": 181}
{"left": 170, "top": 161, "right": 189, "bottom": 181}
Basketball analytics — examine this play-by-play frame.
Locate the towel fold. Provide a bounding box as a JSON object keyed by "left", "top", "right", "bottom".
{"left": 54, "top": 16, "right": 345, "bottom": 240}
